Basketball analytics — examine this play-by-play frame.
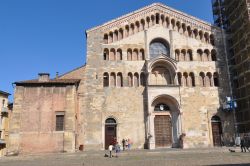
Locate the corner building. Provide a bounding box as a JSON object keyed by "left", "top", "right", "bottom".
{"left": 9, "top": 3, "right": 235, "bottom": 154}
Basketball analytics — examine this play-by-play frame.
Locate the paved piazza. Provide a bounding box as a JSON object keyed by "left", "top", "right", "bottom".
{"left": 0, "top": 148, "right": 250, "bottom": 166}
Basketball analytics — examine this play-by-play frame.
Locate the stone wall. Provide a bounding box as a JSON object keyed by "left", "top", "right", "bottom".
{"left": 8, "top": 85, "right": 77, "bottom": 154}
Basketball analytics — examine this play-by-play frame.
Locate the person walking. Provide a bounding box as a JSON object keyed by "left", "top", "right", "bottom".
{"left": 122, "top": 139, "right": 126, "bottom": 151}
{"left": 240, "top": 135, "right": 246, "bottom": 152}
{"left": 125, "top": 139, "right": 128, "bottom": 150}
{"left": 114, "top": 142, "right": 120, "bottom": 158}
{"left": 108, "top": 144, "right": 113, "bottom": 158}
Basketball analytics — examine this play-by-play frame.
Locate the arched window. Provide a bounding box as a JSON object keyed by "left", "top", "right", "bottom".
{"left": 140, "top": 72, "right": 146, "bottom": 86}
{"left": 140, "top": 19, "right": 145, "bottom": 31}
{"left": 110, "top": 72, "right": 116, "bottom": 87}
{"left": 117, "top": 73, "right": 123, "bottom": 87}
{"left": 171, "top": 19, "right": 175, "bottom": 30}
{"left": 135, "top": 21, "right": 140, "bottom": 33}
{"left": 134, "top": 73, "right": 139, "bottom": 87}
{"left": 176, "top": 21, "right": 181, "bottom": 32}
{"left": 103, "top": 73, "right": 109, "bottom": 87}
{"left": 125, "top": 25, "right": 129, "bottom": 37}
{"left": 187, "top": 50, "right": 193, "bottom": 61}
{"left": 193, "top": 29, "right": 198, "bottom": 39}
{"left": 139, "top": 49, "right": 145, "bottom": 60}
{"left": 177, "top": 72, "right": 182, "bottom": 86}
{"left": 114, "top": 30, "right": 118, "bottom": 42}
{"left": 128, "top": 73, "right": 133, "bottom": 87}
{"left": 110, "top": 48, "right": 116, "bottom": 61}
{"left": 127, "top": 49, "right": 132, "bottom": 61}
{"left": 154, "top": 103, "right": 170, "bottom": 112}
{"left": 199, "top": 72, "right": 205, "bottom": 87}
{"left": 213, "top": 72, "right": 219, "bottom": 87}
{"left": 130, "top": 23, "right": 135, "bottom": 35}
{"left": 210, "top": 34, "right": 215, "bottom": 46}
{"left": 132, "top": 49, "right": 139, "bottom": 61}
{"left": 104, "top": 34, "right": 108, "bottom": 44}
{"left": 204, "top": 32, "right": 209, "bottom": 43}
{"left": 183, "top": 72, "right": 188, "bottom": 86}
{"left": 181, "top": 49, "right": 186, "bottom": 61}
{"left": 103, "top": 48, "right": 109, "bottom": 60}
{"left": 204, "top": 49, "right": 210, "bottom": 62}
{"left": 108, "top": 32, "right": 113, "bottom": 43}
{"left": 187, "top": 26, "right": 192, "bottom": 37}
{"left": 197, "top": 49, "right": 203, "bottom": 61}
{"left": 149, "top": 38, "right": 170, "bottom": 58}
{"left": 105, "top": 118, "right": 116, "bottom": 124}
{"left": 211, "top": 49, "right": 217, "bottom": 61}
{"left": 199, "top": 30, "right": 203, "bottom": 40}
{"left": 117, "top": 49, "right": 122, "bottom": 60}
{"left": 118, "top": 28, "right": 123, "bottom": 40}
{"left": 189, "top": 72, "right": 195, "bottom": 87}
{"left": 206, "top": 72, "right": 212, "bottom": 87}
{"left": 182, "top": 23, "right": 186, "bottom": 34}
{"left": 156, "top": 13, "right": 160, "bottom": 24}
{"left": 175, "top": 49, "right": 180, "bottom": 61}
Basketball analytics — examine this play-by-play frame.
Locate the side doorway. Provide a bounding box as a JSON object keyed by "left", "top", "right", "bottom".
{"left": 211, "top": 116, "right": 222, "bottom": 146}
{"left": 105, "top": 118, "right": 117, "bottom": 149}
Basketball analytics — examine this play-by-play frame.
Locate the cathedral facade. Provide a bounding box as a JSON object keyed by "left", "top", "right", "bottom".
{"left": 8, "top": 3, "right": 234, "bottom": 154}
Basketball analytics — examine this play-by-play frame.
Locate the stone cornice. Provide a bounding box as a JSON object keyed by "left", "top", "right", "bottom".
{"left": 86, "top": 3, "right": 220, "bottom": 33}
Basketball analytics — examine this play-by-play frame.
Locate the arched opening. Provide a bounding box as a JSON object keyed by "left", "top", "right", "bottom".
{"left": 197, "top": 49, "right": 203, "bottom": 61}
{"left": 210, "top": 34, "right": 215, "bottom": 46}
{"left": 175, "top": 49, "right": 180, "bottom": 61}
{"left": 177, "top": 72, "right": 182, "bottom": 86}
{"left": 103, "top": 48, "right": 109, "bottom": 60}
{"left": 211, "top": 116, "right": 222, "bottom": 147}
{"left": 105, "top": 118, "right": 117, "bottom": 149}
{"left": 135, "top": 21, "right": 140, "bottom": 33}
{"left": 140, "top": 19, "right": 145, "bottom": 31}
{"left": 199, "top": 30, "right": 204, "bottom": 41}
{"left": 110, "top": 48, "right": 116, "bottom": 61}
{"left": 189, "top": 72, "right": 195, "bottom": 87}
{"left": 110, "top": 72, "right": 116, "bottom": 87}
{"left": 128, "top": 73, "right": 133, "bottom": 87}
{"left": 103, "top": 72, "right": 109, "bottom": 87}
{"left": 213, "top": 72, "right": 219, "bottom": 87}
{"left": 206, "top": 72, "right": 213, "bottom": 87}
{"left": 171, "top": 19, "right": 175, "bottom": 30}
{"left": 193, "top": 29, "right": 198, "bottom": 39}
{"left": 114, "top": 30, "right": 118, "bottom": 42}
{"left": 204, "top": 49, "right": 210, "bottom": 62}
{"left": 116, "top": 49, "right": 122, "bottom": 60}
{"left": 117, "top": 73, "right": 123, "bottom": 87}
{"left": 108, "top": 32, "right": 113, "bottom": 43}
{"left": 118, "top": 28, "right": 123, "bottom": 40}
{"left": 139, "top": 49, "right": 145, "bottom": 60}
{"left": 125, "top": 25, "right": 130, "bottom": 37}
{"left": 183, "top": 72, "right": 188, "bottom": 87}
{"left": 180, "top": 49, "right": 186, "bottom": 61}
{"left": 140, "top": 72, "right": 146, "bottom": 86}
{"left": 134, "top": 73, "right": 139, "bottom": 87}
{"left": 211, "top": 49, "right": 217, "bottom": 61}
{"left": 199, "top": 72, "right": 205, "bottom": 87}
{"left": 132, "top": 49, "right": 139, "bottom": 61}
{"left": 149, "top": 38, "right": 170, "bottom": 59}
{"left": 130, "top": 23, "right": 135, "bottom": 35}
{"left": 187, "top": 26, "right": 192, "bottom": 37}
{"left": 104, "top": 34, "right": 108, "bottom": 44}
{"left": 176, "top": 21, "right": 181, "bottom": 32}
{"left": 151, "top": 95, "right": 180, "bottom": 148}
{"left": 187, "top": 49, "right": 193, "bottom": 61}
{"left": 127, "top": 49, "right": 132, "bottom": 61}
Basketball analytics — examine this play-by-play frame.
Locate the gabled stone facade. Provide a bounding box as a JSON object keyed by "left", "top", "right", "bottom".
{"left": 8, "top": 3, "right": 235, "bottom": 154}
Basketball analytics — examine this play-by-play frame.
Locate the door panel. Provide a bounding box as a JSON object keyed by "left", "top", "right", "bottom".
{"left": 212, "top": 122, "right": 222, "bottom": 146}
{"left": 105, "top": 125, "right": 116, "bottom": 149}
{"left": 154, "top": 115, "right": 172, "bottom": 147}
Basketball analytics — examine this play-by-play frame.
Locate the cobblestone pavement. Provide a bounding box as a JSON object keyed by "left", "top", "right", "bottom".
{"left": 1, "top": 147, "right": 250, "bottom": 166}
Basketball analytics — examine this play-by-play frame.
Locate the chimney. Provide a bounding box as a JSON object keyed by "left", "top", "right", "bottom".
{"left": 38, "top": 73, "right": 50, "bottom": 82}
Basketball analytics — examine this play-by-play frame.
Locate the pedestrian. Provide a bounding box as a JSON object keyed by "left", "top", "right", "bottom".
{"left": 108, "top": 143, "right": 113, "bottom": 158}
{"left": 122, "top": 139, "right": 126, "bottom": 151}
{"left": 115, "top": 142, "right": 120, "bottom": 158}
{"left": 244, "top": 135, "right": 250, "bottom": 152}
{"left": 125, "top": 139, "right": 128, "bottom": 150}
{"left": 240, "top": 134, "right": 246, "bottom": 152}
{"left": 128, "top": 138, "right": 132, "bottom": 150}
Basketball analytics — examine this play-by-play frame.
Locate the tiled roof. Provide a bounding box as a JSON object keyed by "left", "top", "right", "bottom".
{"left": 0, "top": 90, "right": 10, "bottom": 96}
{"left": 14, "top": 79, "right": 81, "bottom": 86}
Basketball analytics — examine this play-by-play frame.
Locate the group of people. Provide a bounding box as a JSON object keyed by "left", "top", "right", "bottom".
{"left": 107, "top": 138, "right": 132, "bottom": 158}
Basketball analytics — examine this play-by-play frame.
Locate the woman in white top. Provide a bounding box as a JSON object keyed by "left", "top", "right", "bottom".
{"left": 108, "top": 144, "right": 113, "bottom": 158}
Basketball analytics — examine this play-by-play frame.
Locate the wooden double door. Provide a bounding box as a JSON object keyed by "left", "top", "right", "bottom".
{"left": 154, "top": 115, "right": 172, "bottom": 147}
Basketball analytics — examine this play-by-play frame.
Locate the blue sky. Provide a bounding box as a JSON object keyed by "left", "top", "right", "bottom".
{"left": 0, "top": 0, "right": 213, "bottom": 101}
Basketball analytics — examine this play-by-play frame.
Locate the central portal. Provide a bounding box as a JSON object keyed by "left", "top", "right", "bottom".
{"left": 154, "top": 115, "right": 172, "bottom": 147}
